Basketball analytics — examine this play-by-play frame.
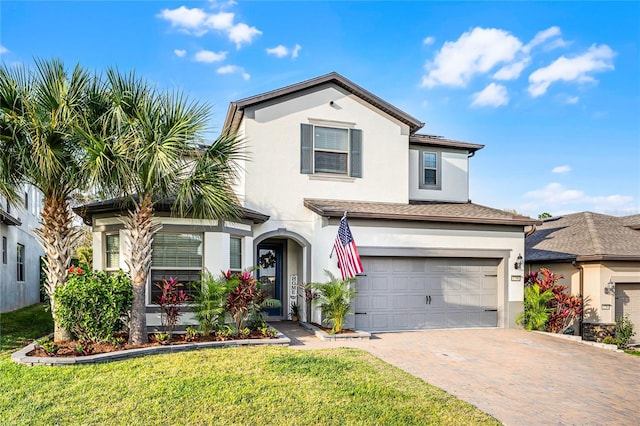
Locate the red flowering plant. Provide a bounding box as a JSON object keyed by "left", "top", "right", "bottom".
{"left": 154, "top": 277, "right": 192, "bottom": 338}
{"left": 525, "top": 268, "right": 583, "bottom": 334}
{"left": 68, "top": 266, "right": 84, "bottom": 275}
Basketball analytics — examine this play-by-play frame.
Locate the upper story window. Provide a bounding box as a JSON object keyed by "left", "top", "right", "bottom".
{"left": 105, "top": 234, "right": 120, "bottom": 271}
{"left": 300, "top": 124, "right": 362, "bottom": 178}
{"left": 2, "top": 236, "right": 7, "bottom": 264}
{"left": 419, "top": 149, "right": 442, "bottom": 190}
{"left": 150, "top": 233, "right": 203, "bottom": 304}
{"left": 230, "top": 237, "right": 242, "bottom": 272}
{"left": 24, "top": 192, "right": 28, "bottom": 210}
{"left": 17, "top": 243, "right": 25, "bottom": 282}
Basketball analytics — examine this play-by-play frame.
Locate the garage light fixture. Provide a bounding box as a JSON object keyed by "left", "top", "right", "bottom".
{"left": 514, "top": 254, "right": 523, "bottom": 270}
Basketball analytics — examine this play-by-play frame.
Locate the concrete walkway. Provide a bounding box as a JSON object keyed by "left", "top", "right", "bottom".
{"left": 273, "top": 322, "right": 640, "bottom": 426}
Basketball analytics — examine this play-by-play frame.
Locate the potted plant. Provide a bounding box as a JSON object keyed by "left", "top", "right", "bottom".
{"left": 290, "top": 302, "right": 300, "bottom": 322}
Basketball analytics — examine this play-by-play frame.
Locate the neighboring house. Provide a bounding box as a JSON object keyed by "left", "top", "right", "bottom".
{"left": 0, "top": 187, "right": 45, "bottom": 313}
{"left": 78, "top": 72, "right": 538, "bottom": 332}
{"left": 525, "top": 212, "right": 640, "bottom": 343}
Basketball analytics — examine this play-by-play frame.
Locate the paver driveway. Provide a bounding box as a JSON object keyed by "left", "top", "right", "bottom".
{"left": 276, "top": 323, "right": 640, "bottom": 426}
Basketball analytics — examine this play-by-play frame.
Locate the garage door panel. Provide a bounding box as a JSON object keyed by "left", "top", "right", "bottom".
{"left": 615, "top": 283, "right": 640, "bottom": 345}
{"left": 355, "top": 257, "right": 500, "bottom": 332}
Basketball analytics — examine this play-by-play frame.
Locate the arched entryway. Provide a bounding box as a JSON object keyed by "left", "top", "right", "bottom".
{"left": 254, "top": 230, "right": 311, "bottom": 321}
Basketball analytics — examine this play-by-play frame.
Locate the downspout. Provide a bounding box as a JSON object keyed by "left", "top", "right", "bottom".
{"left": 572, "top": 260, "right": 584, "bottom": 336}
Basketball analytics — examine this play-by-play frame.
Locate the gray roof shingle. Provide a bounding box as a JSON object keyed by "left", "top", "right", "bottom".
{"left": 525, "top": 212, "right": 640, "bottom": 262}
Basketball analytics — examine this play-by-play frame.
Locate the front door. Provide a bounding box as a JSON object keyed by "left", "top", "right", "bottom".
{"left": 257, "top": 242, "right": 284, "bottom": 317}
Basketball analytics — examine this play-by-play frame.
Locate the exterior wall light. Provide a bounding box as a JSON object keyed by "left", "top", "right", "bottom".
{"left": 514, "top": 254, "right": 523, "bottom": 270}
{"left": 606, "top": 279, "right": 615, "bottom": 294}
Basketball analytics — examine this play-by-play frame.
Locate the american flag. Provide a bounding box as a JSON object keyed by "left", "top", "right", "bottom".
{"left": 333, "top": 215, "right": 364, "bottom": 279}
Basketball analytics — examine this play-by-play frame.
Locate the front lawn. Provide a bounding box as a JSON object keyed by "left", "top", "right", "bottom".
{"left": 0, "top": 303, "right": 53, "bottom": 353}
{"left": 0, "top": 305, "right": 498, "bottom": 425}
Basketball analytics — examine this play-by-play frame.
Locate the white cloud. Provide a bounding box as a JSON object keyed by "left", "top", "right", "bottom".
{"left": 0, "top": 45, "right": 8, "bottom": 54}
{"left": 521, "top": 182, "right": 634, "bottom": 214}
{"left": 471, "top": 83, "right": 509, "bottom": 107}
{"left": 528, "top": 44, "right": 615, "bottom": 97}
{"left": 266, "top": 45, "right": 288, "bottom": 58}
{"left": 292, "top": 44, "right": 302, "bottom": 59}
{"left": 194, "top": 49, "right": 227, "bottom": 63}
{"left": 228, "top": 23, "right": 262, "bottom": 49}
{"left": 493, "top": 58, "right": 531, "bottom": 80}
{"left": 421, "top": 27, "right": 522, "bottom": 88}
{"left": 566, "top": 96, "right": 579, "bottom": 104}
{"left": 266, "top": 44, "right": 301, "bottom": 59}
{"left": 217, "top": 65, "right": 250, "bottom": 80}
{"left": 552, "top": 165, "right": 571, "bottom": 173}
{"left": 174, "top": 49, "right": 187, "bottom": 57}
{"left": 522, "top": 26, "right": 561, "bottom": 54}
{"left": 158, "top": 5, "right": 261, "bottom": 48}
{"left": 423, "top": 36, "right": 435, "bottom": 45}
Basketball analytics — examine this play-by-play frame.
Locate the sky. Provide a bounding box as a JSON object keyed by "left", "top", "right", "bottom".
{"left": 1, "top": 1, "right": 639, "bottom": 218}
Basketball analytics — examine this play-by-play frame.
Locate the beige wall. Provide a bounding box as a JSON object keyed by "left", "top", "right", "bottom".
{"left": 527, "top": 261, "right": 640, "bottom": 324}
{"left": 409, "top": 148, "right": 470, "bottom": 202}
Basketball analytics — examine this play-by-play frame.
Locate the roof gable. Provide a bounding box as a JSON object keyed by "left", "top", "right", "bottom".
{"left": 223, "top": 72, "right": 424, "bottom": 134}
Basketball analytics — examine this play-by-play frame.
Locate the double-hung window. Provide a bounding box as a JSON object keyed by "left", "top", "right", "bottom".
{"left": 17, "top": 244, "right": 25, "bottom": 282}
{"left": 105, "top": 234, "right": 120, "bottom": 272}
{"left": 300, "top": 124, "right": 362, "bottom": 177}
{"left": 419, "top": 150, "right": 441, "bottom": 190}
{"left": 230, "top": 237, "right": 242, "bottom": 273}
{"left": 150, "top": 233, "right": 203, "bottom": 304}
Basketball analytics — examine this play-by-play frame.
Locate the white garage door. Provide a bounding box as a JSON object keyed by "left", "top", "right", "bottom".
{"left": 615, "top": 283, "right": 640, "bottom": 345}
{"left": 354, "top": 257, "right": 500, "bottom": 332}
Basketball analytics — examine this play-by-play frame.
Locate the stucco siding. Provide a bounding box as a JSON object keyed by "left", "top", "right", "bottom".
{"left": 409, "top": 148, "right": 470, "bottom": 202}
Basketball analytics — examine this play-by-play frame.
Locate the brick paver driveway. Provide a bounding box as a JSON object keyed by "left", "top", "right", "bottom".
{"left": 276, "top": 323, "right": 640, "bottom": 425}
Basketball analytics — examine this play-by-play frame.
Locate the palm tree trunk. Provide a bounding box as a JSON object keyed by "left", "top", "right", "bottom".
{"left": 34, "top": 195, "right": 77, "bottom": 342}
{"left": 125, "top": 195, "right": 161, "bottom": 345}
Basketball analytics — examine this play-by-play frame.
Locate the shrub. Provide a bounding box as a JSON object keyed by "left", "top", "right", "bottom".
{"left": 54, "top": 269, "right": 132, "bottom": 343}
{"left": 194, "top": 270, "right": 231, "bottom": 336}
{"left": 523, "top": 269, "right": 583, "bottom": 333}
{"left": 516, "top": 284, "right": 554, "bottom": 330}
{"left": 154, "top": 277, "right": 192, "bottom": 337}
{"left": 312, "top": 271, "right": 356, "bottom": 334}
{"left": 615, "top": 315, "right": 636, "bottom": 349}
{"left": 223, "top": 270, "right": 280, "bottom": 336}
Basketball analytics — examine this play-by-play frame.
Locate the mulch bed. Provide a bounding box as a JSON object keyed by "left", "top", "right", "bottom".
{"left": 310, "top": 323, "right": 359, "bottom": 335}
{"left": 28, "top": 331, "right": 277, "bottom": 358}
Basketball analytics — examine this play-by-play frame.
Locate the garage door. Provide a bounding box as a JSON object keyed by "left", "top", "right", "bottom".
{"left": 354, "top": 257, "right": 500, "bottom": 332}
{"left": 615, "top": 283, "right": 640, "bottom": 345}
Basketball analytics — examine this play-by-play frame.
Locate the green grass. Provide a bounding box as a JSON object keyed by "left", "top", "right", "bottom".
{"left": 0, "top": 303, "right": 53, "bottom": 353}
{"left": 624, "top": 348, "right": 640, "bottom": 356}
{"left": 0, "top": 305, "right": 499, "bottom": 426}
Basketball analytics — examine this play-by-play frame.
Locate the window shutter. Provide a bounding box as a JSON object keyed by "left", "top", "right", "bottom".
{"left": 300, "top": 124, "right": 313, "bottom": 174}
{"left": 350, "top": 129, "right": 362, "bottom": 178}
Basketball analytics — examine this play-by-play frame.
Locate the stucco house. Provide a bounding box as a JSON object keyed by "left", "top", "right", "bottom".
{"left": 525, "top": 212, "right": 640, "bottom": 343}
{"left": 78, "top": 72, "right": 539, "bottom": 332}
{"left": 1, "top": 187, "right": 45, "bottom": 313}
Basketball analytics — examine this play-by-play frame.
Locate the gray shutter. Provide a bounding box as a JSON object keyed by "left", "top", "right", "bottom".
{"left": 300, "top": 124, "right": 313, "bottom": 174}
{"left": 350, "top": 129, "right": 362, "bottom": 178}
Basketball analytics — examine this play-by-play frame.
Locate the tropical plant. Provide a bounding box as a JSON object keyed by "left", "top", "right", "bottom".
{"left": 194, "top": 270, "right": 231, "bottom": 336}
{"left": 615, "top": 315, "right": 636, "bottom": 349}
{"left": 312, "top": 271, "right": 357, "bottom": 334}
{"left": 516, "top": 284, "right": 554, "bottom": 330}
{"left": 0, "top": 59, "right": 94, "bottom": 341}
{"left": 526, "top": 268, "right": 583, "bottom": 333}
{"left": 290, "top": 302, "right": 300, "bottom": 321}
{"left": 53, "top": 268, "right": 132, "bottom": 343}
{"left": 80, "top": 69, "right": 245, "bottom": 345}
{"left": 154, "top": 277, "right": 192, "bottom": 337}
{"left": 222, "top": 269, "right": 280, "bottom": 335}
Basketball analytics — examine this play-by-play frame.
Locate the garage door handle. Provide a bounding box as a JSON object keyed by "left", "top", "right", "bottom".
{"left": 484, "top": 309, "right": 497, "bottom": 312}
{"left": 426, "top": 295, "right": 431, "bottom": 305}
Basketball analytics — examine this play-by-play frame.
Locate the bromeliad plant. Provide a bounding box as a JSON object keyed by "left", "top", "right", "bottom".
{"left": 154, "top": 277, "right": 192, "bottom": 337}
{"left": 312, "top": 271, "right": 357, "bottom": 334}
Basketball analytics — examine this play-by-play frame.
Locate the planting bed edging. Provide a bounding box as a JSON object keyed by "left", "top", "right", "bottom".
{"left": 300, "top": 322, "right": 370, "bottom": 341}
{"left": 11, "top": 327, "right": 290, "bottom": 366}
{"left": 533, "top": 331, "right": 622, "bottom": 352}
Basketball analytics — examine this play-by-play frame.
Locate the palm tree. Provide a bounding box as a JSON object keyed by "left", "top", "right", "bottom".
{"left": 82, "top": 69, "right": 244, "bottom": 345}
{"left": 0, "top": 59, "right": 91, "bottom": 341}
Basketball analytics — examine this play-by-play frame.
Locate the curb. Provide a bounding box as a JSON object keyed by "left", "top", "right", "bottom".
{"left": 11, "top": 326, "right": 290, "bottom": 366}
{"left": 299, "top": 322, "right": 371, "bottom": 341}
{"left": 533, "top": 331, "right": 622, "bottom": 352}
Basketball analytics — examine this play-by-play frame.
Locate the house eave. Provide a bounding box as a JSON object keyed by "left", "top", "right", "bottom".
{"left": 409, "top": 134, "right": 485, "bottom": 153}
{"left": 0, "top": 209, "right": 21, "bottom": 226}
{"left": 223, "top": 72, "right": 425, "bottom": 134}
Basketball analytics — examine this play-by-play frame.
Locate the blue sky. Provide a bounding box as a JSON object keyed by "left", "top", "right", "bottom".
{"left": 2, "top": 1, "right": 639, "bottom": 218}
